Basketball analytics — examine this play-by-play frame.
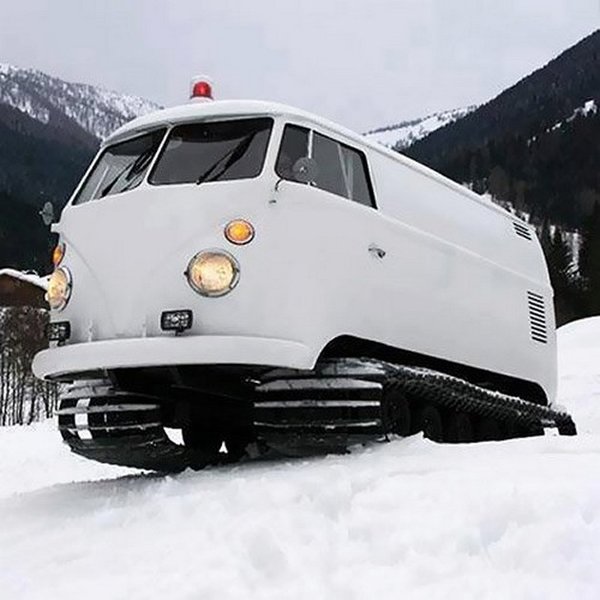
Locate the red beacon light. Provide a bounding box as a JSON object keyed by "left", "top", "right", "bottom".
{"left": 189, "top": 76, "right": 214, "bottom": 102}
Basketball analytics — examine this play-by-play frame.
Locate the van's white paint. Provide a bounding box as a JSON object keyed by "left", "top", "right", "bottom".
{"left": 33, "top": 100, "right": 556, "bottom": 403}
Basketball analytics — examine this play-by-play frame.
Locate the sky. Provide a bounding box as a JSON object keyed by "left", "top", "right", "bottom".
{"left": 0, "top": 0, "right": 599, "bottom": 131}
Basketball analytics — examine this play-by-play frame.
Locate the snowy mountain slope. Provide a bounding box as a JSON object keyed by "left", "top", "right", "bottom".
{"left": 548, "top": 98, "right": 598, "bottom": 133}
{"left": 0, "top": 318, "right": 599, "bottom": 599}
{"left": 364, "top": 105, "right": 476, "bottom": 150}
{"left": 0, "top": 64, "right": 160, "bottom": 140}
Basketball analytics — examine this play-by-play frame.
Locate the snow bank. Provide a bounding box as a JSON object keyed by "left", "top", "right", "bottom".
{"left": 0, "top": 318, "right": 599, "bottom": 600}
{"left": 0, "top": 421, "right": 135, "bottom": 499}
{"left": 557, "top": 316, "right": 600, "bottom": 433}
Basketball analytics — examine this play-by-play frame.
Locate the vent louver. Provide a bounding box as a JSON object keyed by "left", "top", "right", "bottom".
{"left": 513, "top": 222, "right": 533, "bottom": 240}
{"left": 527, "top": 291, "right": 548, "bottom": 343}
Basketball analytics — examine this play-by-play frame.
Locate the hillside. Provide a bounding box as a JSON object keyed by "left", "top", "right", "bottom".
{"left": 364, "top": 105, "right": 476, "bottom": 150}
{"left": 399, "top": 30, "right": 600, "bottom": 324}
{"left": 404, "top": 29, "right": 600, "bottom": 229}
{"left": 0, "top": 64, "right": 159, "bottom": 140}
{"left": 0, "top": 66, "right": 159, "bottom": 270}
{"left": 0, "top": 317, "right": 598, "bottom": 599}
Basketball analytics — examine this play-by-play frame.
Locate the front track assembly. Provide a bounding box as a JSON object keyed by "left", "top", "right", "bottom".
{"left": 56, "top": 358, "right": 577, "bottom": 472}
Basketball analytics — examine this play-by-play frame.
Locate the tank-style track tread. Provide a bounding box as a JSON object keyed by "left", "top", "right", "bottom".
{"left": 57, "top": 379, "right": 210, "bottom": 472}
{"left": 254, "top": 358, "right": 577, "bottom": 449}
{"left": 64, "top": 430, "right": 193, "bottom": 472}
{"left": 384, "top": 366, "right": 576, "bottom": 436}
{"left": 55, "top": 358, "right": 576, "bottom": 472}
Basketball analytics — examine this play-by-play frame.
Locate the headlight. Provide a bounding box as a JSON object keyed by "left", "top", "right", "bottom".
{"left": 47, "top": 267, "right": 72, "bottom": 311}
{"left": 186, "top": 250, "right": 239, "bottom": 297}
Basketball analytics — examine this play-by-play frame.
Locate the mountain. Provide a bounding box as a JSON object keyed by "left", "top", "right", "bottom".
{"left": 364, "top": 105, "right": 476, "bottom": 150}
{"left": 0, "top": 65, "right": 159, "bottom": 271}
{"left": 400, "top": 29, "right": 600, "bottom": 324}
{"left": 0, "top": 64, "right": 159, "bottom": 140}
{"left": 403, "top": 30, "right": 600, "bottom": 229}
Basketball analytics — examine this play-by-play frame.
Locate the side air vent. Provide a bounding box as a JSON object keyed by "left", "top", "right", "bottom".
{"left": 527, "top": 291, "right": 548, "bottom": 344}
{"left": 513, "top": 221, "right": 533, "bottom": 240}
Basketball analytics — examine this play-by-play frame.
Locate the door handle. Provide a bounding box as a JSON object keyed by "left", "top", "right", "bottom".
{"left": 368, "top": 244, "right": 386, "bottom": 259}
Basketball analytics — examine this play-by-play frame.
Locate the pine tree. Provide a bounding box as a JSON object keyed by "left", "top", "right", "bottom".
{"left": 540, "top": 221, "right": 578, "bottom": 325}
{"left": 579, "top": 202, "right": 600, "bottom": 315}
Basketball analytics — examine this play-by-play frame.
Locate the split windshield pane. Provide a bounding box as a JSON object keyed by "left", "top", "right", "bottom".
{"left": 73, "top": 129, "right": 166, "bottom": 205}
{"left": 149, "top": 118, "right": 273, "bottom": 185}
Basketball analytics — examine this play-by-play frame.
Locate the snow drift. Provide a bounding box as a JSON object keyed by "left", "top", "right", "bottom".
{"left": 0, "top": 318, "right": 599, "bottom": 599}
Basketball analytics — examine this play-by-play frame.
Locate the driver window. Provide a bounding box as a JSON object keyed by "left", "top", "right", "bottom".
{"left": 275, "top": 125, "right": 309, "bottom": 181}
{"left": 313, "top": 133, "right": 346, "bottom": 198}
{"left": 275, "top": 123, "right": 375, "bottom": 208}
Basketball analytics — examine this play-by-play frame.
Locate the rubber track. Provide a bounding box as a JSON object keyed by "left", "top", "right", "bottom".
{"left": 57, "top": 358, "right": 577, "bottom": 472}
{"left": 381, "top": 364, "right": 576, "bottom": 435}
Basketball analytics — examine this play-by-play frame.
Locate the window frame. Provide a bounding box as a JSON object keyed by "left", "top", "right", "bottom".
{"left": 275, "top": 122, "right": 377, "bottom": 209}
{"left": 70, "top": 127, "right": 168, "bottom": 206}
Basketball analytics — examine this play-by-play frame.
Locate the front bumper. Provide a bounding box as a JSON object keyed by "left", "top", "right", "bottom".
{"left": 32, "top": 335, "right": 314, "bottom": 380}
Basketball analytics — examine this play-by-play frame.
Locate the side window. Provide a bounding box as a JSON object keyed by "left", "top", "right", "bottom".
{"left": 275, "top": 125, "right": 309, "bottom": 181}
{"left": 339, "top": 144, "right": 375, "bottom": 207}
{"left": 313, "top": 133, "right": 347, "bottom": 198}
{"left": 275, "top": 123, "right": 375, "bottom": 208}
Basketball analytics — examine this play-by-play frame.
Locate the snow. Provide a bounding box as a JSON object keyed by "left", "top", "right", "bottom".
{"left": 548, "top": 99, "right": 598, "bottom": 134}
{"left": 556, "top": 317, "right": 600, "bottom": 433}
{"left": 579, "top": 100, "right": 597, "bottom": 117}
{"left": 0, "top": 318, "right": 599, "bottom": 599}
{"left": 363, "top": 106, "right": 477, "bottom": 150}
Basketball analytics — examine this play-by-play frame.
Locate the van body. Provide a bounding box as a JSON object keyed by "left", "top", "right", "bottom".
{"left": 33, "top": 99, "right": 556, "bottom": 406}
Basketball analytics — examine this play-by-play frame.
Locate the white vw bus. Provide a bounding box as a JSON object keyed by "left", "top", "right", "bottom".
{"left": 33, "top": 81, "right": 574, "bottom": 470}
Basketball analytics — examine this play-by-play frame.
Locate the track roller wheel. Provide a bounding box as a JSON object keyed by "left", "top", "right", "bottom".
{"left": 445, "top": 412, "right": 474, "bottom": 443}
{"left": 517, "top": 421, "right": 544, "bottom": 438}
{"left": 382, "top": 384, "right": 411, "bottom": 436}
{"left": 415, "top": 405, "right": 444, "bottom": 442}
{"left": 475, "top": 417, "right": 503, "bottom": 441}
{"left": 182, "top": 427, "right": 222, "bottom": 470}
{"left": 223, "top": 428, "right": 253, "bottom": 462}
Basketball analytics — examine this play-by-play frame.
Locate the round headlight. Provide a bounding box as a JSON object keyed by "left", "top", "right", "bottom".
{"left": 186, "top": 250, "right": 239, "bottom": 297}
{"left": 47, "top": 267, "right": 72, "bottom": 311}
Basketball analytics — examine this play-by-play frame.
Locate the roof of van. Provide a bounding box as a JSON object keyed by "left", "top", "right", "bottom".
{"left": 105, "top": 100, "right": 360, "bottom": 145}
{"left": 104, "top": 100, "right": 530, "bottom": 225}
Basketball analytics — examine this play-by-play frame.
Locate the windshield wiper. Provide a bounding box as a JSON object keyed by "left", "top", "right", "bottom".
{"left": 98, "top": 148, "right": 155, "bottom": 198}
{"left": 196, "top": 132, "right": 257, "bottom": 185}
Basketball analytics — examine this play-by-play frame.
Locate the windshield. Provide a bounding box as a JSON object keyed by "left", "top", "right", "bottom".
{"left": 73, "top": 129, "right": 166, "bottom": 205}
{"left": 149, "top": 118, "right": 273, "bottom": 185}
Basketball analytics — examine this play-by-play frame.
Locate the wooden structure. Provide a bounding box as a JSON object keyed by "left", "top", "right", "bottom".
{"left": 0, "top": 269, "right": 47, "bottom": 308}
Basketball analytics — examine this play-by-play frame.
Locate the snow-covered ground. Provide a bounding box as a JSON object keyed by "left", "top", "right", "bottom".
{"left": 0, "top": 319, "right": 599, "bottom": 600}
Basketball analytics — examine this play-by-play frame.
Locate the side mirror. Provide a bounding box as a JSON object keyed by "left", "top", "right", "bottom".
{"left": 39, "top": 201, "right": 55, "bottom": 227}
{"left": 292, "top": 157, "right": 318, "bottom": 184}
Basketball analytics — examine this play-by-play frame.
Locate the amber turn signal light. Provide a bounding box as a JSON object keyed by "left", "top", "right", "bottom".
{"left": 224, "top": 219, "right": 255, "bottom": 245}
{"left": 52, "top": 243, "right": 65, "bottom": 267}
